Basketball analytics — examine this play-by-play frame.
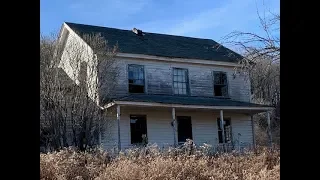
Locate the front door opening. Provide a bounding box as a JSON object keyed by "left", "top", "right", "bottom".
{"left": 177, "top": 116, "right": 192, "bottom": 143}
{"left": 130, "top": 115, "right": 147, "bottom": 144}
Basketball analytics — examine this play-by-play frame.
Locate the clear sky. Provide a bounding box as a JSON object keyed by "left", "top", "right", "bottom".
{"left": 40, "top": 0, "right": 279, "bottom": 44}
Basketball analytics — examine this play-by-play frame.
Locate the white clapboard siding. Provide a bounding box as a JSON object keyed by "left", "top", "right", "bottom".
{"left": 102, "top": 107, "right": 253, "bottom": 150}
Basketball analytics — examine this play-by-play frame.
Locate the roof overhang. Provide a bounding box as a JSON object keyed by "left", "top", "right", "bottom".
{"left": 103, "top": 100, "right": 273, "bottom": 114}
{"left": 117, "top": 53, "right": 241, "bottom": 67}
{"left": 116, "top": 53, "right": 242, "bottom": 68}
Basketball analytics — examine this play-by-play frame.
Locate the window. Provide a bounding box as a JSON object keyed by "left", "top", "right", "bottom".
{"left": 128, "top": 64, "right": 145, "bottom": 93}
{"left": 213, "top": 72, "right": 228, "bottom": 97}
{"left": 177, "top": 116, "right": 193, "bottom": 143}
{"left": 130, "top": 115, "right": 147, "bottom": 144}
{"left": 217, "top": 118, "right": 232, "bottom": 143}
{"left": 173, "top": 68, "right": 189, "bottom": 95}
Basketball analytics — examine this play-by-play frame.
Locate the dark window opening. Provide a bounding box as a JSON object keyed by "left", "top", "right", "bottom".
{"left": 217, "top": 118, "right": 232, "bottom": 143}
{"left": 128, "top": 64, "right": 145, "bottom": 93}
{"left": 213, "top": 72, "right": 228, "bottom": 97}
{"left": 130, "top": 115, "right": 147, "bottom": 144}
{"left": 173, "top": 68, "right": 189, "bottom": 95}
{"left": 177, "top": 116, "right": 192, "bottom": 143}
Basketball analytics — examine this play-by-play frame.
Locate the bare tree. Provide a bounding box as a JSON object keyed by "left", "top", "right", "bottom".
{"left": 40, "top": 32, "right": 119, "bottom": 151}
{"left": 222, "top": 7, "right": 279, "bottom": 65}
{"left": 219, "top": 3, "right": 280, "bottom": 145}
{"left": 220, "top": 5, "right": 280, "bottom": 106}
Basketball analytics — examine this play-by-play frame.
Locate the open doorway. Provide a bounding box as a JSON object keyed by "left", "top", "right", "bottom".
{"left": 177, "top": 116, "right": 193, "bottom": 143}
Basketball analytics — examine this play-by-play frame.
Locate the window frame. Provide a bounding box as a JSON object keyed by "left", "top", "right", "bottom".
{"left": 130, "top": 114, "right": 148, "bottom": 145}
{"left": 172, "top": 68, "right": 190, "bottom": 96}
{"left": 128, "top": 64, "right": 145, "bottom": 94}
{"left": 213, "top": 71, "right": 229, "bottom": 97}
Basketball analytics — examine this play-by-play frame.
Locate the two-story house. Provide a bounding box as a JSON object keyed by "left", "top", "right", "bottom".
{"left": 57, "top": 22, "right": 273, "bottom": 151}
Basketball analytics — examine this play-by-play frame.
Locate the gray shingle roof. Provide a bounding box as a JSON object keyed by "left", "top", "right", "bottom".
{"left": 65, "top": 22, "right": 243, "bottom": 63}
{"left": 114, "top": 94, "right": 271, "bottom": 108}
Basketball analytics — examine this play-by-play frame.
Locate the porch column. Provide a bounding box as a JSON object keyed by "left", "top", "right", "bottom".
{"left": 172, "top": 107, "right": 177, "bottom": 147}
{"left": 117, "top": 105, "right": 121, "bottom": 151}
{"left": 251, "top": 115, "right": 256, "bottom": 149}
{"left": 267, "top": 111, "right": 272, "bottom": 148}
{"left": 98, "top": 110, "right": 102, "bottom": 146}
{"left": 220, "top": 110, "right": 225, "bottom": 144}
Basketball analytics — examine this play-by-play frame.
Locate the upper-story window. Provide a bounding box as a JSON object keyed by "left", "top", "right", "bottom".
{"left": 128, "top": 64, "right": 145, "bottom": 93}
{"left": 213, "top": 72, "right": 228, "bottom": 97}
{"left": 173, "top": 68, "right": 189, "bottom": 95}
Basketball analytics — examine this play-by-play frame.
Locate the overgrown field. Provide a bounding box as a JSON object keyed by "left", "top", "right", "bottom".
{"left": 40, "top": 145, "right": 280, "bottom": 180}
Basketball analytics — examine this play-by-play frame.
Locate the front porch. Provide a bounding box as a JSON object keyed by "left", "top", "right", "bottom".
{"left": 102, "top": 95, "right": 273, "bottom": 151}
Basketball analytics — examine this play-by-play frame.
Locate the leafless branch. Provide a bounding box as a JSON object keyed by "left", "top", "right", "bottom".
{"left": 40, "top": 32, "right": 119, "bottom": 151}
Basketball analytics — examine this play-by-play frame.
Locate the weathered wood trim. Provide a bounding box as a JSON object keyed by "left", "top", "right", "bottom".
{"left": 171, "top": 67, "right": 174, "bottom": 95}
{"left": 267, "top": 111, "right": 272, "bottom": 147}
{"left": 105, "top": 101, "right": 274, "bottom": 111}
{"left": 220, "top": 110, "right": 225, "bottom": 144}
{"left": 172, "top": 107, "right": 177, "bottom": 147}
{"left": 103, "top": 102, "right": 115, "bottom": 109}
{"left": 117, "top": 105, "right": 121, "bottom": 151}
{"left": 144, "top": 64, "right": 148, "bottom": 94}
{"left": 117, "top": 53, "right": 241, "bottom": 67}
{"left": 251, "top": 115, "right": 256, "bottom": 149}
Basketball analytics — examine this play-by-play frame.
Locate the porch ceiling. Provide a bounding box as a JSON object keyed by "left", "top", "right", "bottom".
{"left": 104, "top": 94, "right": 273, "bottom": 114}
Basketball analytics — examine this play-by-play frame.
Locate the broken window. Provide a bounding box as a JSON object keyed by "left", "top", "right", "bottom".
{"left": 173, "top": 68, "right": 189, "bottom": 95}
{"left": 128, "top": 64, "right": 145, "bottom": 93}
{"left": 130, "top": 115, "right": 147, "bottom": 144}
{"left": 213, "top": 72, "right": 228, "bottom": 97}
{"left": 217, "top": 118, "right": 232, "bottom": 143}
{"left": 177, "top": 116, "right": 193, "bottom": 143}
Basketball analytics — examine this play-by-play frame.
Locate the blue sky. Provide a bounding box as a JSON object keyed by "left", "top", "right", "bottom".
{"left": 41, "top": 0, "right": 279, "bottom": 45}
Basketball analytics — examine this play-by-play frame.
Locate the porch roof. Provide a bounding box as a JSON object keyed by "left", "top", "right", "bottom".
{"left": 104, "top": 94, "right": 273, "bottom": 112}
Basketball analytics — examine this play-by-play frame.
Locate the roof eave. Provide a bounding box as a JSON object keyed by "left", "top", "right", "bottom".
{"left": 103, "top": 100, "right": 274, "bottom": 112}
{"left": 116, "top": 52, "right": 242, "bottom": 67}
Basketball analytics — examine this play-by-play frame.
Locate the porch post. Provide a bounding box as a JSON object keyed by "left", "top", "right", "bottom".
{"left": 172, "top": 107, "right": 177, "bottom": 147}
{"left": 267, "top": 111, "right": 272, "bottom": 148}
{"left": 98, "top": 110, "right": 102, "bottom": 146}
{"left": 251, "top": 115, "right": 256, "bottom": 149}
{"left": 220, "top": 110, "right": 225, "bottom": 144}
{"left": 117, "top": 105, "right": 121, "bottom": 151}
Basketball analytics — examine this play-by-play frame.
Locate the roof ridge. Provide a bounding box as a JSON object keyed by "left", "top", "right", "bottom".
{"left": 65, "top": 22, "right": 218, "bottom": 42}
{"left": 65, "top": 22, "right": 132, "bottom": 32}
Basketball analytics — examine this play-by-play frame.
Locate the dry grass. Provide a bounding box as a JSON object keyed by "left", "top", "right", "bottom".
{"left": 40, "top": 145, "right": 279, "bottom": 180}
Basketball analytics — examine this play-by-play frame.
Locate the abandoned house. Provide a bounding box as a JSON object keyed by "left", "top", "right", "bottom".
{"left": 57, "top": 22, "right": 273, "bottom": 151}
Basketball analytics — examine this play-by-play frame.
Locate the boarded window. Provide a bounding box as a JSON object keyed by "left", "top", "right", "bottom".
{"left": 130, "top": 115, "right": 147, "bottom": 144}
{"left": 128, "top": 64, "right": 145, "bottom": 93}
{"left": 213, "top": 72, "right": 228, "bottom": 97}
{"left": 177, "top": 116, "right": 192, "bottom": 143}
{"left": 217, "top": 118, "right": 232, "bottom": 143}
{"left": 173, "top": 68, "right": 189, "bottom": 95}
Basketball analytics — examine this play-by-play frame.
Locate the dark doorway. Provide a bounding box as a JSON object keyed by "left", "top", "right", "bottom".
{"left": 130, "top": 115, "right": 147, "bottom": 144}
{"left": 177, "top": 116, "right": 193, "bottom": 143}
